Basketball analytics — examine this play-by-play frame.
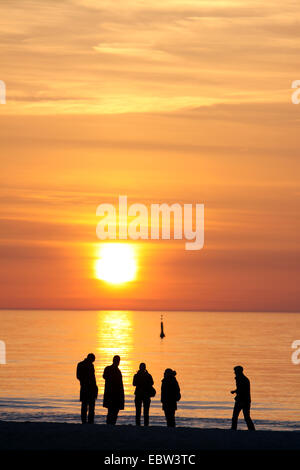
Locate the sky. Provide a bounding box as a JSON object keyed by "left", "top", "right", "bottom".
{"left": 0, "top": 0, "right": 299, "bottom": 311}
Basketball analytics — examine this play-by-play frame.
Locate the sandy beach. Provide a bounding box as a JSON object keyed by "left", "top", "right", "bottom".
{"left": 0, "top": 421, "right": 300, "bottom": 452}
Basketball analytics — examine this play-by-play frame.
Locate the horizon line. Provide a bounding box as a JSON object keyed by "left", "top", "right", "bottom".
{"left": 0, "top": 308, "right": 299, "bottom": 314}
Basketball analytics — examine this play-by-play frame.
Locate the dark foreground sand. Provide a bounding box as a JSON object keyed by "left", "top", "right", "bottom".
{"left": 0, "top": 421, "right": 300, "bottom": 451}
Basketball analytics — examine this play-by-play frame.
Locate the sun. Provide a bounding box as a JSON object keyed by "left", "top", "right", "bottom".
{"left": 95, "top": 243, "right": 137, "bottom": 285}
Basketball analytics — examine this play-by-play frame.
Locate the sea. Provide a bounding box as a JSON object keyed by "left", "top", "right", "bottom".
{"left": 0, "top": 310, "right": 300, "bottom": 431}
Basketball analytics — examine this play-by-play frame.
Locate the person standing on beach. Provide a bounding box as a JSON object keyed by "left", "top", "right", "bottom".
{"left": 230, "top": 365, "right": 255, "bottom": 430}
{"left": 161, "top": 368, "right": 181, "bottom": 427}
{"left": 103, "top": 355, "right": 124, "bottom": 425}
{"left": 76, "top": 353, "right": 98, "bottom": 424}
{"left": 133, "top": 363, "right": 155, "bottom": 426}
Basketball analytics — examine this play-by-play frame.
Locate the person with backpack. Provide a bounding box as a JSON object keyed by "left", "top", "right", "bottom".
{"left": 133, "top": 363, "right": 155, "bottom": 426}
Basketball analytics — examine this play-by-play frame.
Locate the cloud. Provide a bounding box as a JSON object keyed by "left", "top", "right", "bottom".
{"left": 1, "top": 0, "right": 300, "bottom": 114}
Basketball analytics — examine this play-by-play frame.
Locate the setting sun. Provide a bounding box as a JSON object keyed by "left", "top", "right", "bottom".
{"left": 95, "top": 243, "right": 137, "bottom": 285}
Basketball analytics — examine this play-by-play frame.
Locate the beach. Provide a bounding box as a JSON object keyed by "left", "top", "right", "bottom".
{"left": 1, "top": 421, "right": 300, "bottom": 452}
{"left": 2, "top": 310, "right": 300, "bottom": 431}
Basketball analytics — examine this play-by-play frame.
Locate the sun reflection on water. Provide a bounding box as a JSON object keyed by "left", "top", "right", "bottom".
{"left": 96, "top": 310, "right": 134, "bottom": 396}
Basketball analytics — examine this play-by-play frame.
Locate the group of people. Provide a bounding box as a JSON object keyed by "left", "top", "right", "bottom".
{"left": 76, "top": 354, "right": 181, "bottom": 427}
{"left": 76, "top": 354, "right": 255, "bottom": 430}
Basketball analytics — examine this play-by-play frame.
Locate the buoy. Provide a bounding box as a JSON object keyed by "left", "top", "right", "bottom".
{"left": 160, "top": 314, "right": 165, "bottom": 339}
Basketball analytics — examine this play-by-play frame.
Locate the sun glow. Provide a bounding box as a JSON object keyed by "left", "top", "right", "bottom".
{"left": 95, "top": 243, "right": 137, "bottom": 284}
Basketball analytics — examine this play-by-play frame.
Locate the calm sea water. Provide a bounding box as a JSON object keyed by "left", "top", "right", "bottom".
{"left": 0, "top": 310, "right": 300, "bottom": 431}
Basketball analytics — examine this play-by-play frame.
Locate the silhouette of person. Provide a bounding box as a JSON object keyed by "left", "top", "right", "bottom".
{"left": 76, "top": 353, "right": 98, "bottom": 424}
{"left": 103, "top": 355, "right": 124, "bottom": 425}
{"left": 161, "top": 368, "right": 181, "bottom": 427}
{"left": 133, "top": 363, "right": 154, "bottom": 426}
{"left": 230, "top": 365, "right": 255, "bottom": 430}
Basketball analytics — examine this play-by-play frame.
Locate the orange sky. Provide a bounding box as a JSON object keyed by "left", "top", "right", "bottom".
{"left": 0, "top": 0, "right": 299, "bottom": 311}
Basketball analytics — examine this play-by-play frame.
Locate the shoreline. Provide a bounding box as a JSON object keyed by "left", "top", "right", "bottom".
{"left": 1, "top": 421, "right": 300, "bottom": 451}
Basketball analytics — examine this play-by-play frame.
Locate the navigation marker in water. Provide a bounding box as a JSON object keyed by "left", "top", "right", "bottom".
{"left": 160, "top": 315, "right": 166, "bottom": 339}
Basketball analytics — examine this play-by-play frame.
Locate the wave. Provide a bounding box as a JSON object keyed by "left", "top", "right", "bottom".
{"left": 1, "top": 397, "right": 300, "bottom": 431}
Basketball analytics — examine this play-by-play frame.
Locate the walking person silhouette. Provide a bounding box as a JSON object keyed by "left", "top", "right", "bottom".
{"left": 103, "top": 355, "right": 124, "bottom": 425}
{"left": 230, "top": 365, "right": 255, "bottom": 430}
{"left": 76, "top": 353, "right": 98, "bottom": 424}
{"left": 161, "top": 368, "right": 181, "bottom": 427}
{"left": 133, "top": 363, "right": 155, "bottom": 426}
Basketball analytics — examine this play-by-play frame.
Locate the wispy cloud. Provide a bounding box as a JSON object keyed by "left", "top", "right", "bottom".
{"left": 1, "top": 0, "right": 300, "bottom": 113}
